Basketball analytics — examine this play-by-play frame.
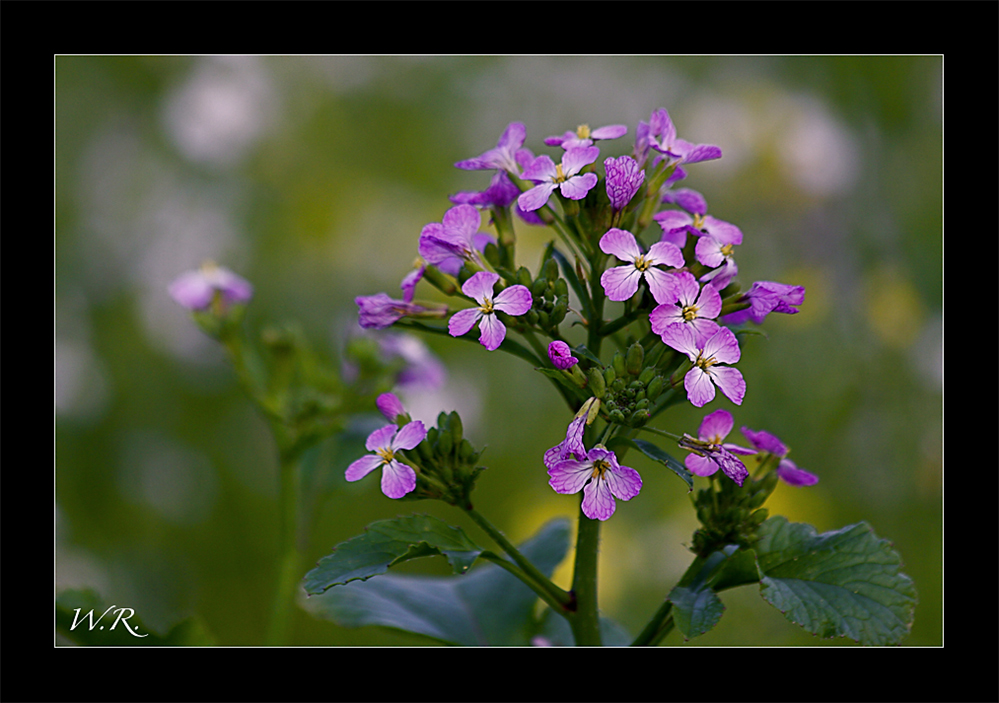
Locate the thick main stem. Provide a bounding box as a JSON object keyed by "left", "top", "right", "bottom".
{"left": 568, "top": 500, "right": 602, "bottom": 646}
{"left": 265, "top": 451, "right": 301, "bottom": 645}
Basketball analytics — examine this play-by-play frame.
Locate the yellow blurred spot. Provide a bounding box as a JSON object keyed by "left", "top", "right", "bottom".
{"left": 864, "top": 269, "right": 924, "bottom": 348}
{"left": 765, "top": 479, "right": 832, "bottom": 530}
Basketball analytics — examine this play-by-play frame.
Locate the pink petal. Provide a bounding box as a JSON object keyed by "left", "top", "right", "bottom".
{"left": 601, "top": 265, "right": 643, "bottom": 302}
{"left": 710, "top": 366, "right": 745, "bottom": 405}
{"left": 658, "top": 322, "right": 699, "bottom": 359}
{"left": 559, "top": 172, "right": 597, "bottom": 200}
{"left": 685, "top": 367, "right": 716, "bottom": 408}
{"left": 703, "top": 215, "right": 742, "bottom": 245}
{"left": 392, "top": 420, "right": 427, "bottom": 451}
{"left": 365, "top": 424, "right": 399, "bottom": 452}
{"left": 493, "top": 284, "right": 533, "bottom": 316}
{"left": 644, "top": 268, "right": 680, "bottom": 306}
{"left": 685, "top": 453, "right": 719, "bottom": 477}
{"left": 520, "top": 154, "right": 557, "bottom": 182}
{"left": 777, "top": 458, "right": 819, "bottom": 486}
{"left": 461, "top": 271, "right": 500, "bottom": 304}
{"left": 518, "top": 182, "right": 557, "bottom": 212}
{"left": 345, "top": 454, "right": 384, "bottom": 482}
{"left": 581, "top": 477, "right": 616, "bottom": 520}
{"left": 647, "top": 240, "right": 684, "bottom": 268}
{"left": 381, "top": 460, "right": 417, "bottom": 499}
{"left": 703, "top": 327, "right": 741, "bottom": 365}
{"left": 649, "top": 304, "right": 683, "bottom": 337}
{"left": 560, "top": 146, "right": 600, "bottom": 176}
{"left": 671, "top": 271, "right": 700, "bottom": 306}
{"left": 477, "top": 313, "right": 507, "bottom": 351}
{"left": 606, "top": 464, "right": 642, "bottom": 501}
{"left": 699, "top": 409, "right": 734, "bottom": 441}
{"left": 548, "top": 459, "right": 592, "bottom": 495}
{"left": 695, "top": 236, "right": 726, "bottom": 269}
{"left": 448, "top": 307, "right": 482, "bottom": 338}
{"left": 694, "top": 281, "right": 723, "bottom": 319}
{"left": 376, "top": 392, "right": 406, "bottom": 421}
{"left": 599, "top": 228, "right": 641, "bottom": 261}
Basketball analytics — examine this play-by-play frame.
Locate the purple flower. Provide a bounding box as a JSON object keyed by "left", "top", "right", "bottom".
{"left": 455, "top": 121, "right": 528, "bottom": 173}
{"left": 418, "top": 204, "right": 488, "bottom": 271}
{"left": 450, "top": 170, "right": 545, "bottom": 226}
{"left": 654, "top": 189, "right": 742, "bottom": 251}
{"left": 682, "top": 409, "right": 755, "bottom": 486}
{"left": 599, "top": 228, "right": 683, "bottom": 304}
{"left": 721, "top": 281, "right": 805, "bottom": 326}
{"left": 649, "top": 271, "right": 722, "bottom": 346}
{"left": 545, "top": 123, "right": 627, "bottom": 149}
{"left": 543, "top": 411, "right": 589, "bottom": 471}
{"left": 355, "top": 293, "right": 446, "bottom": 330}
{"left": 518, "top": 146, "right": 600, "bottom": 212}
{"left": 377, "top": 332, "right": 447, "bottom": 391}
{"left": 345, "top": 421, "right": 427, "bottom": 499}
{"left": 695, "top": 228, "right": 741, "bottom": 290}
{"left": 376, "top": 392, "right": 408, "bottom": 423}
{"left": 548, "top": 340, "right": 579, "bottom": 370}
{"left": 741, "top": 425, "right": 818, "bottom": 486}
{"left": 660, "top": 324, "right": 745, "bottom": 407}
{"left": 549, "top": 445, "right": 642, "bottom": 521}
{"left": 604, "top": 155, "right": 645, "bottom": 212}
{"left": 169, "top": 262, "right": 253, "bottom": 311}
{"left": 448, "top": 271, "right": 533, "bottom": 351}
{"left": 647, "top": 107, "right": 722, "bottom": 166}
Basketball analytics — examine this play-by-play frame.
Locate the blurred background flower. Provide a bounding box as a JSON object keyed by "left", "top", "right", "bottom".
{"left": 56, "top": 55, "right": 941, "bottom": 645}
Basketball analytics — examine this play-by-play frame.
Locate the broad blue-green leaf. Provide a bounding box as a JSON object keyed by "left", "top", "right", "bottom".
{"left": 56, "top": 589, "right": 216, "bottom": 646}
{"left": 666, "top": 544, "right": 756, "bottom": 641}
{"left": 668, "top": 584, "right": 724, "bottom": 640}
{"left": 535, "top": 608, "right": 633, "bottom": 646}
{"left": 300, "top": 518, "right": 572, "bottom": 646}
{"left": 302, "top": 514, "right": 484, "bottom": 595}
{"left": 755, "top": 517, "right": 917, "bottom": 645}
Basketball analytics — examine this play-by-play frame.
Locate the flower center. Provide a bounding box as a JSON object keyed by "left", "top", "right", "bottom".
{"left": 720, "top": 243, "right": 734, "bottom": 257}
{"left": 576, "top": 124, "right": 591, "bottom": 139}
{"left": 692, "top": 214, "right": 706, "bottom": 230}
{"left": 554, "top": 164, "right": 566, "bottom": 183}
{"left": 479, "top": 297, "right": 495, "bottom": 314}
{"left": 590, "top": 459, "right": 610, "bottom": 480}
{"left": 682, "top": 304, "right": 699, "bottom": 321}
{"left": 634, "top": 254, "right": 650, "bottom": 272}
{"left": 695, "top": 352, "right": 717, "bottom": 371}
{"left": 376, "top": 447, "right": 395, "bottom": 464}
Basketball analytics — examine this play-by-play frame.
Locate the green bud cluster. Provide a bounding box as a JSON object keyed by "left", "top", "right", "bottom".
{"left": 599, "top": 342, "right": 665, "bottom": 428}
{"left": 405, "top": 410, "right": 485, "bottom": 510}
{"left": 521, "top": 259, "right": 569, "bottom": 334}
{"left": 689, "top": 469, "right": 779, "bottom": 558}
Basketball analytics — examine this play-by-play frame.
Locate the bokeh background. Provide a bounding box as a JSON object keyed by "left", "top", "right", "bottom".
{"left": 55, "top": 55, "right": 942, "bottom": 646}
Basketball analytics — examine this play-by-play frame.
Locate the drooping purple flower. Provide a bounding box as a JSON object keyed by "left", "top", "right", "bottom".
{"left": 448, "top": 271, "right": 532, "bottom": 351}
{"left": 682, "top": 409, "right": 755, "bottom": 486}
{"left": 169, "top": 262, "right": 253, "bottom": 311}
{"left": 721, "top": 281, "right": 805, "bottom": 326}
{"left": 548, "top": 340, "right": 579, "bottom": 370}
{"left": 545, "top": 123, "right": 628, "bottom": 150}
{"left": 518, "top": 146, "right": 600, "bottom": 212}
{"left": 356, "top": 293, "right": 447, "bottom": 330}
{"left": 455, "top": 121, "right": 528, "bottom": 173}
{"left": 599, "top": 228, "right": 684, "bottom": 304}
{"left": 647, "top": 107, "right": 722, "bottom": 166}
{"left": 649, "top": 271, "right": 722, "bottom": 346}
{"left": 543, "top": 410, "right": 589, "bottom": 471}
{"left": 741, "top": 425, "right": 818, "bottom": 486}
{"left": 345, "top": 421, "right": 427, "bottom": 499}
{"left": 604, "top": 155, "right": 645, "bottom": 212}
{"left": 400, "top": 262, "right": 425, "bottom": 303}
{"left": 660, "top": 323, "right": 745, "bottom": 407}
{"left": 549, "top": 445, "right": 642, "bottom": 521}
{"left": 418, "top": 204, "right": 488, "bottom": 271}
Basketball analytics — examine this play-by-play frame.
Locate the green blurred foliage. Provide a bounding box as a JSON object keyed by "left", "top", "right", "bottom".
{"left": 55, "top": 56, "right": 941, "bottom": 646}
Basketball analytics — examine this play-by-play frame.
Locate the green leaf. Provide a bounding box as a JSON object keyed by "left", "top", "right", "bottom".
{"left": 300, "top": 518, "right": 572, "bottom": 646}
{"left": 617, "top": 438, "right": 694, "bottom": 490}
{"left": 302, "top": 514, "right": 484, "bottom": 595}
{"left": 56, "top": 589, "right": 216, "bottom": 646}
{"left": 754, "top": 517, "right": 917, "bottom": 645}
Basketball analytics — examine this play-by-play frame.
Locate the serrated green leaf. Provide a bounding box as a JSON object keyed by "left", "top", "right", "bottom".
{"left": 300, "top": 518, "right": 572, "bottom": 645}
{"left": 754, "top": 517, "right": 917, "bottom": 645}
{"left": 302, "top": 514, "right": 484, "bottom": 595}
{"left": 668, "top": 584, "right": 724, "bottom": 640}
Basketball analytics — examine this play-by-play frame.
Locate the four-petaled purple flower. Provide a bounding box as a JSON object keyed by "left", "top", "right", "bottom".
{"left": 169, "top": 261, "right": 253, "bottom": 311}
{"left": 650, "top": 271, "right": 722, "bottom": 346}
{"left": 544, "top": 123, "right": 627, "bottom": 150}
{"left": 448, "top": 271, "right": 532, "bottom": 351}
{"left": 549, "top": 445, "right": 642, "bottom": 521}
{"left": 660, "top": 324, "right": 745, "bottom": 407}
{"left": 455, "top": 121, "right": 528, "bottom": 174}
{"left": 548, "top": 340, "right": 579, "bottom": 370}
{"left": 345, "top": 420, "right": 427, "bottom": 499}
{"left": 599, "top": 228, "right": 684, "bottom": 304}
{"left": 418, "top": 204, "right": 489, "bottom": 273}
{"left": 604, "top": 155, "right": 645, "bottom": 212}
{"left": 682, "top": 409, "right": 755, "bottom": 486}
{"left": 647, "top": 107, "right": 722, "bottom": 166}
{"left": 518, "top": 146, "right": 600, "bottom": 212}
{"left": 741, "top": 425, "right": 818, "bottom": 486}
{"left": 356, "top": 292, "right": 446, "bottom": 330}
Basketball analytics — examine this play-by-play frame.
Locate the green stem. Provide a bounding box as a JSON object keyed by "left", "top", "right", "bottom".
{"left": 631, "top": 599, "right": 674, "bottom": 646}
{"left": 464, "top": 508, "right": 572, "bottom": 611}
{"left": 265, "top": 450, "right": 302, "bottom": 645}
{"left": 568, "top": 499, "right": 602, "bottom": 646}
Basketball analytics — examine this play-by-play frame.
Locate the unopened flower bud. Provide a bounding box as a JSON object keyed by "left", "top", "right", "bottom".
{"left": 626, "top": 342, "right": 645, "bottom": 376}
{"left": 588, "top": 367, "right": 607, "bottom": 398}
